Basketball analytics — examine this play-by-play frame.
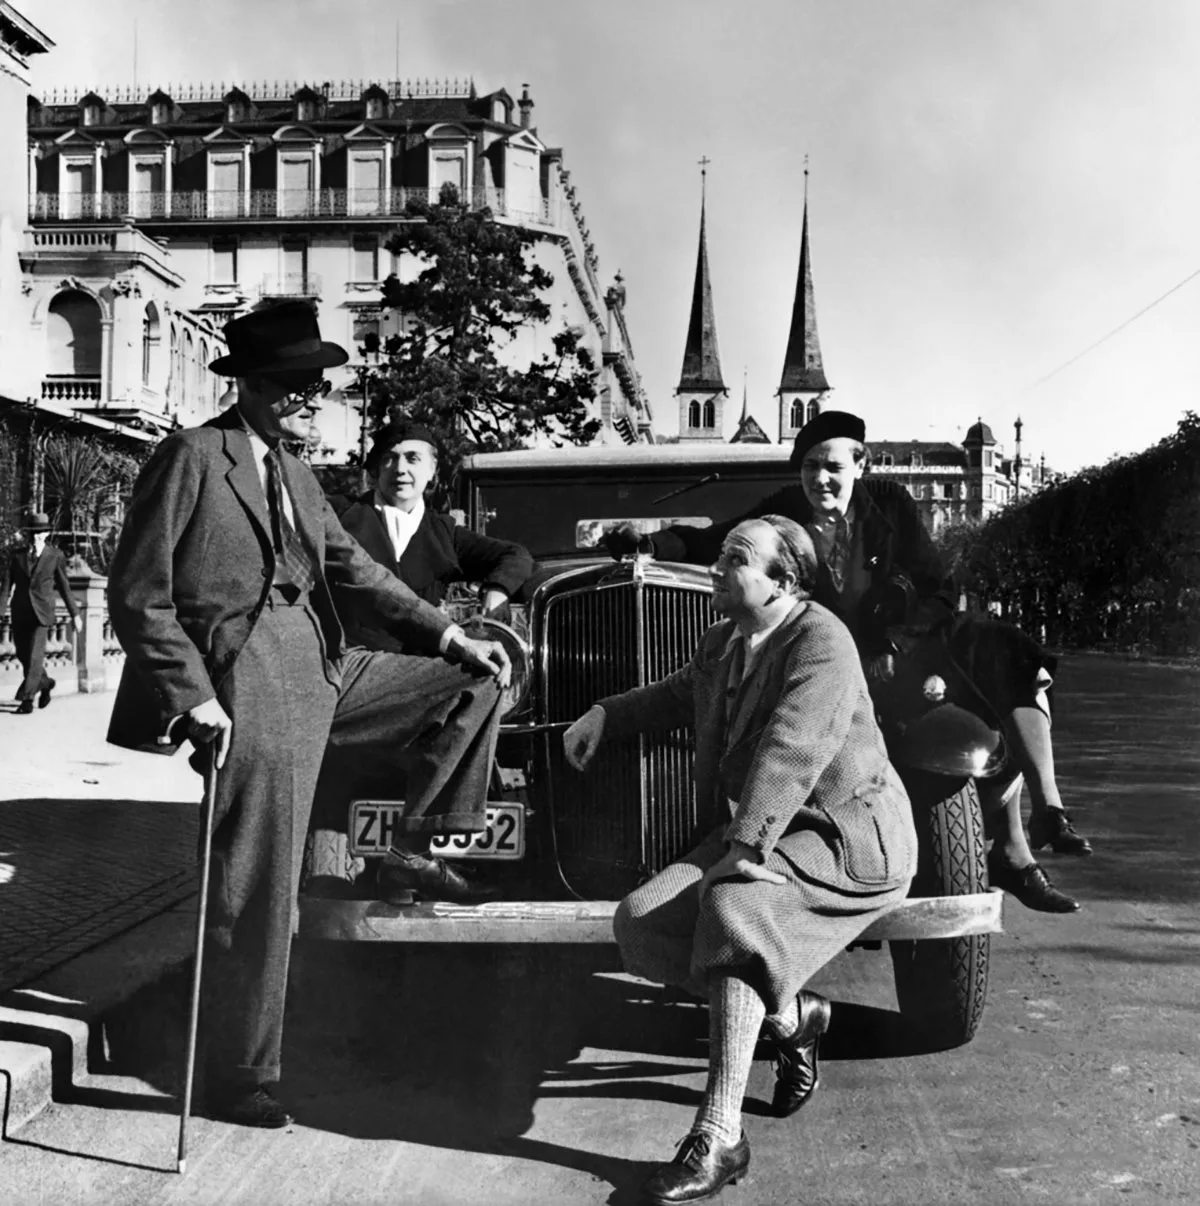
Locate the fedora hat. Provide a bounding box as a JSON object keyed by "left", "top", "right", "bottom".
{"left": 209, "top": 301, "right": 349, "bottom": 376}
{"left": 24, "top": 512, "right": 52, "bottom": 532}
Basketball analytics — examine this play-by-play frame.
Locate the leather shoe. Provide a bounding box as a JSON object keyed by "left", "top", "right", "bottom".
{"left": 207, "top": 1085, "right": 293, "bottom": 1129}
{"left": 641, "top": 1130, "right": 750, "bottom": 1205}
{"left": 16, "top": 700, "right": 33, "bottom": 714}
{"left": 771, "top": 989, "right": 831, "bottom": 1117}
{"left": 378, "top": 849, "right": 502, "bottom": 905}
{"left": 37, "top": 677, "right": 55, "bottom": 709}
{"left": 1029, "top": 807, "right": 1093, "bottom": 856}
{"left": 988, "top": 854, "right": 1080, "bottom": 913}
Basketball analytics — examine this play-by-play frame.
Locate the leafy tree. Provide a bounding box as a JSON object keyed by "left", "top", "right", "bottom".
{"left": 365, "top": 183, "right": 601, "bottom": 485}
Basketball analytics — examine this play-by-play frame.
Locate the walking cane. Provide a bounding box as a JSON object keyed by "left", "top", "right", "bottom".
{"left": 177, "top": 742, "right": 218, "bottom": 1175}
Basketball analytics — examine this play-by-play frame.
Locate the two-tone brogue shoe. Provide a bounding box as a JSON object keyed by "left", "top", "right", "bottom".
{"left": 771, "top": 989, "right": 832, "bottom": 1117}
{"left": 640, "top": 1130, "right": 751, "bottom": 1205}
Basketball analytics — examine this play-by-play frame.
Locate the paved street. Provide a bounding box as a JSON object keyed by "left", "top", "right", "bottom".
{"left": 2, "top": 654, "right": 1199, "bottom": 1205}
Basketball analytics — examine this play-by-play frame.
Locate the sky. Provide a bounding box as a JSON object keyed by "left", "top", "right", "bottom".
{"left": 22, "top": 0, "right": 1200, "bottom": 474}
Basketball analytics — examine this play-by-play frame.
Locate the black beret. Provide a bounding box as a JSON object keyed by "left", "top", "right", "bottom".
{"left": 789, "top": 409, "right": 867, "bottom": 466}
{"left": 366, "top": 421, "right": 439, "bottom": 471}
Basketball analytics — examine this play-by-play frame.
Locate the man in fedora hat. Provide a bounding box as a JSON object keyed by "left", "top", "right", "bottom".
{"left": 2, "top": 511, "right": 81, "bottom": 714}
{"left": 106, "top": 300, "right": 513, "bottom": 1129}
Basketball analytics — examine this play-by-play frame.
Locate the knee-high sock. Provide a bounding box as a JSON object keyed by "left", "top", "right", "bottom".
{"left": 1006, "top": 705, "right": 1064, "bottom": 814}
{"left": 694, "top": 974, "right": 765, "bottom": 1145}
{"left": 978, "top": 776, "right": 1037, "bottom": 868}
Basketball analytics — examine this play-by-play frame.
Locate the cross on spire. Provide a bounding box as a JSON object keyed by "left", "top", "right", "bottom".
{"left": 699, "top": 155, "right": 711, "bottom": 202}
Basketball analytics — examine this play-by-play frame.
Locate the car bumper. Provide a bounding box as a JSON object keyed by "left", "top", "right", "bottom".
{"left": 297, "top": 888, "right": 1004, "bottom": 945}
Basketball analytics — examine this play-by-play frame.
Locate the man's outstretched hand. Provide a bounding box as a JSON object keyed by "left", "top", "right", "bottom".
{"left": 563, "top": 705, "right": 606, "bottom": 771}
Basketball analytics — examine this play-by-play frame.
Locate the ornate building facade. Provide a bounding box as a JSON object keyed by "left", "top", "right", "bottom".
{"left": 22, "top": 78, "right": 653, "bottom": 459}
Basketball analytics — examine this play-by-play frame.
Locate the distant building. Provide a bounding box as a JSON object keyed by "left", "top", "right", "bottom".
{"left": 23, "top": 78, "right": 653, "bottom": 458}
{"left": 868, "top": 418, "right": 1053, "bottom": 531}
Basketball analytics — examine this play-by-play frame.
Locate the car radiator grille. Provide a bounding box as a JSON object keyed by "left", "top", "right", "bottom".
{"left": 540, "top": 580, "right": 714, "bottom": 899}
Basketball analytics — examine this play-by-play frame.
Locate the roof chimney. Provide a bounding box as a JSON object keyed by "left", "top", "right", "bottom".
{"left": 518, "top": 83, "right": 533, "bottom": 129}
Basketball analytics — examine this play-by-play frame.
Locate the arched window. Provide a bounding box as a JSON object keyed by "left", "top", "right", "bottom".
{"left": 789, "top": 399, "right": 804, "bottom": 430}
{"left": 199, "top": 339, "right": 209, "bottom": 410}
{"left": 702, "top": 399, "right": 715, "bottom": 429}
{"left": 687, "top": 400, "right": 701, "bottom": 428}
{"left": 142, "top": 303, "right": 160, "bottom": 387}
{"left": 46, "top": 290, "right": 102, "bottom": 377}
{"left": 183, "top": 329, "right": 195, "bottom": 407}
{"left": 806, "top": 399, "right": 820, "bottom": 424}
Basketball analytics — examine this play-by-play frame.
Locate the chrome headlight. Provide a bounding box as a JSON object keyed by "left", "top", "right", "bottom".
{"left": 461, "top": 616, "right": 531, "bottom": 718}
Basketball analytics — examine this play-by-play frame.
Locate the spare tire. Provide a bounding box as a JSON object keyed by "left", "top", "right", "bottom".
{"left": 890, "top": 774, "right": 990, "bottom": 1049}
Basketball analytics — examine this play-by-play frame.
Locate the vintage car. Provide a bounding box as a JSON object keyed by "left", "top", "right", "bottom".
{"left": 300, "top": 443, "right": 1003, "bottom": 1048}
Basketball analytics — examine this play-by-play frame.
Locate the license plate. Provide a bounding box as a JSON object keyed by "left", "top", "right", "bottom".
{"left": 349, "top": 801, "right": 525, "bottom": 861}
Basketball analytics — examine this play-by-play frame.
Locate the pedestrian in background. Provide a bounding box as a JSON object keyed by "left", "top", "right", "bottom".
{"left": 2, "top": 512, "right": 81, "bottom": 715}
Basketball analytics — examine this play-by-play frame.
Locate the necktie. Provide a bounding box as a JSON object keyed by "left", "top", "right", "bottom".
{"left": 264, "top": 447, "right": 315, "bottom": 594}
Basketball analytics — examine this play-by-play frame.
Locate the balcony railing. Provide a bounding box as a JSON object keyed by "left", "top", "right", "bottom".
{"left": 258, "top": 272, "right": 322, "bottom": 298}
{"left": 42, "top": 377, "right": 102, "bottom": 403}
{"left": 31, "top": 188, "right": 557, "bottom": 226}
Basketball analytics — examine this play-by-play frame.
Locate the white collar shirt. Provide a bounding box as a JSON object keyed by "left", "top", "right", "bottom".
{"left": 374, "top": 492, "right": 425, "bottom": 563}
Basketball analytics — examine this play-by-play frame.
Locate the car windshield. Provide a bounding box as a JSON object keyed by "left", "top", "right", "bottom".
{"left": 463, "top": 464, "right": 797, "bottom": 558}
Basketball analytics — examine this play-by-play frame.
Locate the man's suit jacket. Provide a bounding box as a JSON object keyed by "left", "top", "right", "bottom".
{"left": 337, "top": 493, "right": 534, "bottom": 652}
{"left": 106, "top": 405, "right": 454, "bottom": 754}
{"left": 3, "top": 543, "right": 78, "bottom": 627}
{"left": 598, "top": 600, "right": 918, "bottom": 893}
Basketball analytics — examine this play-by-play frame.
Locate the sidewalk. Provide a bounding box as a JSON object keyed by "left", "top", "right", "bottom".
{"left": 0, "top": 690, "right": 201, "bottom": 1134}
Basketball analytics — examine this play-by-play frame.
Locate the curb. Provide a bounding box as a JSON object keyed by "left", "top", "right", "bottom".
{"left": 0, "top": 897, "right": 196, "bottom": 1137}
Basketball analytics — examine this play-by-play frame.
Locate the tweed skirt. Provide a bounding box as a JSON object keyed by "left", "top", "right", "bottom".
{"left": 614, "top": 825, "right": 912, "bottom": 1016}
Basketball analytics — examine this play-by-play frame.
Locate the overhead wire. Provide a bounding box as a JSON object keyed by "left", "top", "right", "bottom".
{"left": 1019, "top": 266, "right": 1200, "bottom": 396}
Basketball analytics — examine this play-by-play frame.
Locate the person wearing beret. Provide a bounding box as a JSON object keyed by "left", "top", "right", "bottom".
{"left": 2, "top": 512, "right": 81, "bottom": 714}
{"left": 105, "top": 301, "right": 513, "bottom": 1130}
{"left": 605, "top": 409, "right": 1091, "bottom": 916}
{"left": 566, "top": 516, "right": 918, "bottom": 1203}
{"left": 335, "top": 421, "right": 534, "bottom": 651}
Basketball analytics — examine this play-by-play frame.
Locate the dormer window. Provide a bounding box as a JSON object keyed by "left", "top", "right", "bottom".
{"left": 80, "top": 94, "right": 103, "bottom": 127}
{"left": 293, "top": 87, "right": 322, "bottom": 123}
{"left": 363, "top": 87, "right": 388, "bottom": 121}
{"left": 911, "top": 452, "right": 923, "bottom": 467}
{"left": 148, "top": 92, "right": 172, "bottom": 125}
{"left": 224, "top": 89, "right": 251, "bottom": 123}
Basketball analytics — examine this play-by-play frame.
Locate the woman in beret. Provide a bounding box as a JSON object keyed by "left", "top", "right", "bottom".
{"left": 611, "top": 409, "right": 1090, "bottom": 914}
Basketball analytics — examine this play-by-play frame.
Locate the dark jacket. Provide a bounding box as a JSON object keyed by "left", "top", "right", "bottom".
{"left": 650, "top": 476, "right": 955, "bottom": 657}
{"left": 106, "top": 405, "right": 454, "bottom": 754}
{"left": 337, "top": 492, "right": 534, "bottom": 653}
{"left": 599, "top": 601, "right": 917, "bottom": 891}
{"left": 3, "top": 543, "right": 79, "bottom": 627}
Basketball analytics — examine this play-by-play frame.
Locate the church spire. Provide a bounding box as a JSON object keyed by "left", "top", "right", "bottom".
{"left": 678, "top": 158, "right": 725, "bottom": 392}
{"left": 778, "top": 167, "right": 829, "bottom": 394}
{"left": 677, "top": 158, "right": 729, "bottom": 442}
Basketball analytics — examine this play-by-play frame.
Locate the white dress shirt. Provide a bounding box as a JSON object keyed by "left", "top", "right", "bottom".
{"left": 374, "top": 492, "right": 425, "bottom": 563}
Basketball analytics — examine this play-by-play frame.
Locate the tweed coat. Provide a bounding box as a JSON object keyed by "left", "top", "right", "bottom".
{"left": 598, "top": 600, "right": 918, "bottom": 893}
{"left": 3, "top": 543, "right": 79, "bottom": 627}
{"left": 106, "top": 405, "right": 453, "bottom": 754}
{"left": 650, "top": 476, "right": 956, "bottom": 656}
{"left": 337, "top": 492, "right": 534, "bottom": 652}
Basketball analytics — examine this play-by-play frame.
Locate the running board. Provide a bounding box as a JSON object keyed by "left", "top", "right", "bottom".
{"left": 298, "top": 890, "right": 1003, "bottom": 945}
